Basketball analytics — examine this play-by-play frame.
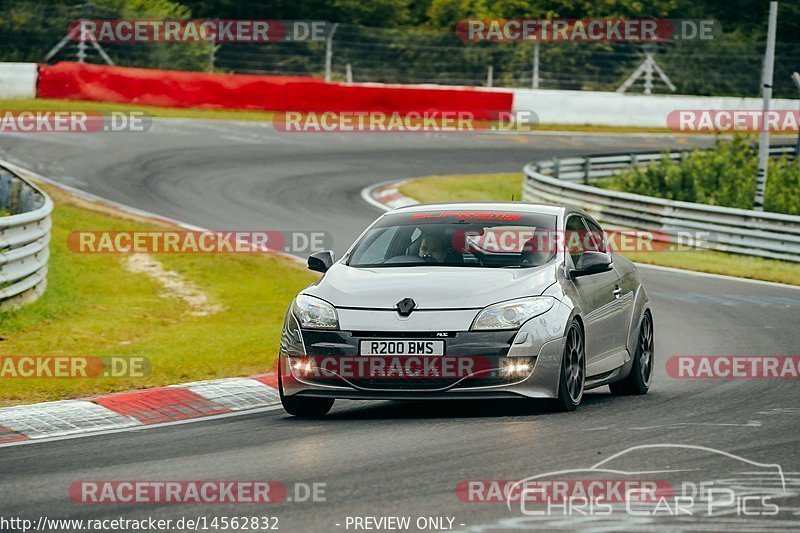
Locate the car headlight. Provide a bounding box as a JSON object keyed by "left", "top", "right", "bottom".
{"left": 471, "top": 297, "right": 554, "bottom": 331}
{"left": 292, "top": 294, "right": 339, "bottom": 330}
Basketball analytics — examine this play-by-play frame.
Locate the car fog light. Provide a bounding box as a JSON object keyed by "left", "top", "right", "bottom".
{"left": 501, "top": 358, "right": 532, "bottom": 377}
{"left": 290, "top": 357, "right": 317, "bottom": 376}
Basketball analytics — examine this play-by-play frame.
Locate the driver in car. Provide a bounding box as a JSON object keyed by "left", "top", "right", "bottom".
{"left": 418, "top": 233, "right": 447, "bottom": 263}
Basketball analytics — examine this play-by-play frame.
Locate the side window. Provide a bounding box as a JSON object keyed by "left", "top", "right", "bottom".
{"left": 584, "top": 219, "right": 607, "bottom": 253}
{"left": 354, "top": 226, "right": 399, "bottom": 264}
{"left": 565, "top": 216, "right": 588, "bottom": 265}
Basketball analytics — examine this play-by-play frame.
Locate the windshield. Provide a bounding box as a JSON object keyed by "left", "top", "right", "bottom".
{"left": 348, "top": 210, "right": 558, "bottom": 268}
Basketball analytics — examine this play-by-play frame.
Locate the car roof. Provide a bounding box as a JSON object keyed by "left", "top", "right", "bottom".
{"left": 391, "top": 202, "right": 566, "bottom": 216}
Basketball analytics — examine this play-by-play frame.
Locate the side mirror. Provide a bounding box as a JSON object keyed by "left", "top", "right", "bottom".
{"left": 570, "top": 251, "right": 612, "bottom": 278}
{"left": 308, "top": 250, "right": 335, "bottom": 273}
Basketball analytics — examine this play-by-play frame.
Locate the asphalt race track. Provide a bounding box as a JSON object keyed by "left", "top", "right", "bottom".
{"left": 0, "top": 121, "right": 714, "bottom": 255}
{"left": 1, "top": 121, "right": 798, "bottom": 531}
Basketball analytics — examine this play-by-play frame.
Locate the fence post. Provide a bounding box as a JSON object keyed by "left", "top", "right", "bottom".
{"left": 532, "top": 41, "right": 540, "bottom": 89}
{"left": 0, "top": 173, "right": 10, "bottom": 209}
{"left": 794, "top": 131, "right": 800, "bottom": 164}
{"left": 8, "top": 179, "right": 21, "bottom": 215}
{"left": 553, "top": 158, "right": 560, "bottom": 179}
{"left": 345, "top": 63, "right": 353, "bottom": 83}
{"left": 21, "top": 188, "right": 32, "bottom": 213}
{"left": 486, "top": 65, "right": 493, "bottom": 87}
{"left": 583, "top": 158, "right": 591, "bottom": 184}
{"left": 324, "top": 23, "right": 339, "bottom": 82}
{"left": 208, "top": 38, "right": 216, "bottom": 73}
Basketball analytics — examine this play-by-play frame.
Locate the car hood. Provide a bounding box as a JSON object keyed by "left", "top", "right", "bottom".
{"left": 302, "top": 263, "right": 558, "bottom": 310}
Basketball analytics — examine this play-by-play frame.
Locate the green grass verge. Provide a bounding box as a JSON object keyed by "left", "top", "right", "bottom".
{"left": 398, "top": 173, "right": 800, "bottom": 286}
{"left": 0, "top": 184, "right": 316, "bottom": 406}
{"left": 0, "top": 98, "right": 277, "bottom": 122}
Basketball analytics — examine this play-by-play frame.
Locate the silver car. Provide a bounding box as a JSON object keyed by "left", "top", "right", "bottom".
{"left": 278, "top": 203, "right": 653, "bottom": 416}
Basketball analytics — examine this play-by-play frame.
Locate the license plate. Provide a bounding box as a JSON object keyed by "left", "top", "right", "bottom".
{"left": 359, "top": 340, "right": 445, "bottom": 356}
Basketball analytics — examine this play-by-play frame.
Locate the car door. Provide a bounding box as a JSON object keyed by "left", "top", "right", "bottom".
{"left": 565, "top": 215, "right": 625, "bottom": 376}
{"left": 584, "top": 217, "right": 636, "bottom": 352}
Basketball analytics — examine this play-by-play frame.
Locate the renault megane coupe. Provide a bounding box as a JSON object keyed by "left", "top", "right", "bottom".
{"left": 278, "top": 203, "right": 653, "bottom": 416}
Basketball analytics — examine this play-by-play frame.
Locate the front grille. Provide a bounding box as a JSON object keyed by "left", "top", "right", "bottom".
{"left": 348, "top": 331, "right": 457, "bottom": 339}
{"left": 348, "top": 378, "right": 458, "bottom": 390}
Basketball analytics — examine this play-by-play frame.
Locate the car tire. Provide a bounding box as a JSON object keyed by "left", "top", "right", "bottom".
{"left": 279, "top": 372, "right": 335, "bottom": 417}
{"left": 610, "top": 310, "right": 653, "bottom": 396}
{"left": 552, "top": 320, "right": 585, "bottom": 412}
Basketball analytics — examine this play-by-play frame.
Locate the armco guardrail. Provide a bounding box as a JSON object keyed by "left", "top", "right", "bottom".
{"left": 533, "top": 145, "right": 796, "bottom": 184}
{"left": 522, "top": 145, "right": 800, "bottom": 263}
{"left": 0, "top": 165, "right": 52, "bottom": 309}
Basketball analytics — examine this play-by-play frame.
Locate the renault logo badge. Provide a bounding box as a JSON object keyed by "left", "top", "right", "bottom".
{"left": 396, "top": 298, "right": 417, "bottom": 317}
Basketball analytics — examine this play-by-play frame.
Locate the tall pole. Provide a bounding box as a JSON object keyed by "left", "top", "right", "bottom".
{"left": 532, "top": 41, "right": 540, "bottom": 89}
{"left": 324, "top": 23, "right": 339, "bottom": 83}
{"left": 754, "top": 1, "right": 778, "bottom": 211}
{"left": 792, "top": 72, "right": 800, "bottom": 165}
{"left": 77, "top": 2, "right": 92, "bottom": 63}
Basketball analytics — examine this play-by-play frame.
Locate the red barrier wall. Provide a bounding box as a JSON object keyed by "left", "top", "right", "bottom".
{"left": 38, "top": 62, "right": 512, "bottom": 119}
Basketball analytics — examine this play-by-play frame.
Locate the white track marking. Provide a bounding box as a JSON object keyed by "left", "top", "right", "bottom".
{"left": 360, "top": 179, "right": 403, "bottom": 212}
{"left": 636, "top": 263, "right": 800, "bottom": 290}
{"left": 0, "top": 157, "right": 306, "bottom": 266}
{"left": 0, "top": 400, "right": 140, "bottom": 439}
{"left": 0, "top": 404, "right": 285, "bottom": 449}
{"left": 178, "top": 377, "right": 280, "bottom": 411}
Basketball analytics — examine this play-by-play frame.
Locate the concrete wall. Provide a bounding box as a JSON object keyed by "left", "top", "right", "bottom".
{"left": 0, "top": 63, "right": 38, "bottom": 99}
{"left": 512, "top": 88, "right": 800, "bottom": 127}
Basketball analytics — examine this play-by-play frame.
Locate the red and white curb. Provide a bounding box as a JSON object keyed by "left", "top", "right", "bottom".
{"left": 361, "top": 180, "right": 419, "bottom": 212}
{"left": 0, "top": 373, "right": 279, "bottom": 445}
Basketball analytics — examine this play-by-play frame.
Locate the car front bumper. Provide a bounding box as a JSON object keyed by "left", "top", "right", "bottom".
{"left": 278, "top": 302, "right": 571, "bottom": 400}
